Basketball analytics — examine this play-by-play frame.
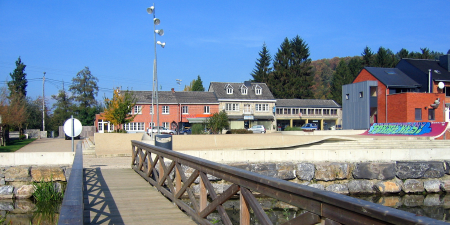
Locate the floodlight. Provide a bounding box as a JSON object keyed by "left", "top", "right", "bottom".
{"left": 155, "top": 29, "right": 164, "bottom": 36}
{"left": 147, "top": 6, "right": 154, "bottom": 14}
{"left": 153, "top": 18, "right": 160, "bottom": 25}
{"left": 157, "top": 41, "right": 166, "bottom": 48}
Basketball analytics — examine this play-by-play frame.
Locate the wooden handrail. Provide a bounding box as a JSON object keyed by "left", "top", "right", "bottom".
{"left": 131, "top": 140, "right": 446, "bottom": 225}
{"left": 58, "top": 141, "right": 84, "bottom": 225}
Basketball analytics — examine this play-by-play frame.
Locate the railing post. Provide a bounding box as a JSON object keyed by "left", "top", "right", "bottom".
{"left": 200, "top": 174, "right": 207, "bottom": 211}
{"left": 159, "top": 160, "right": 164, "bottom": 183}
{"left": 240, "top": 189, "right": 250, "bottom": 225}
{"left": 175, "top": 166, "right": 181, "bottom": 193}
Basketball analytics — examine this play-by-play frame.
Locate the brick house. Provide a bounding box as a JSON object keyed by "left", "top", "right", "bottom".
{"left": 208, "top": 81, "right": 276, "bottom": 131}
{"left": 95, "top": 89, "right": 219, "bottom": 133}
{"left": 343, "top": 67, "right": 446, "bottom": 133}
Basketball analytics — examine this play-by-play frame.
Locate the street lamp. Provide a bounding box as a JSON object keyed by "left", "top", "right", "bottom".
{"left": 147, "top": 4, "right": 165, "bottom": 138}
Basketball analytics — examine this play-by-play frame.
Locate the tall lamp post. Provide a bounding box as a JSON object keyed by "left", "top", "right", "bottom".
{"left": 147, "top": 4, "right": 166, "bottom": 138}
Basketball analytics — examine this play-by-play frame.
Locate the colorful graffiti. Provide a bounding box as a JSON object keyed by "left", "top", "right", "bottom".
{"left": 363, "top": 122, "right": 448, "bottom": 137}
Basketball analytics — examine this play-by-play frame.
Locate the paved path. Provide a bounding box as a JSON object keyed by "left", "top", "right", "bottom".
{"left": 83, "top": 168, "right": 197, "bottom": 225}
{"left": 16, "top": 138, "right": 73, "bottom": 152}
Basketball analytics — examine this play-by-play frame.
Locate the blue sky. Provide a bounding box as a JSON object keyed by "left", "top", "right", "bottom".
{"left": 1, "top": 1, "right": 449, "bottom": 104}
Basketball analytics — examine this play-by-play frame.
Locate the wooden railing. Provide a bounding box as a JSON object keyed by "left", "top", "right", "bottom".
{"left": 58, "top": 141, "right": 83, "bottom": 225}
{"left": 131, "top": 140, "right": 446, "bottom": 225}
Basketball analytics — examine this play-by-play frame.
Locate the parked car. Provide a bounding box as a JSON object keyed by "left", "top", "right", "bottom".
{"left": 179, "top": 128, "right": 192, "bottom": 135}
{"left": 148, "top": 126, "right": 176, "bottom": 135}
{"left": 301, "top": 123, "right": 318, "bottom": 131}
{"left": 248, "top": 125, "right": 266, "bottom": 133}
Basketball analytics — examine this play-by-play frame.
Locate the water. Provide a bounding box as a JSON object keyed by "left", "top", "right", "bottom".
{"left": 0, "top": 199, "right": 61, "bottom": 224}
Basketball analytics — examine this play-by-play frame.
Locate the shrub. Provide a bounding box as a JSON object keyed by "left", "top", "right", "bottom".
{"left": 284, "top": 127, "right": 302, "bottom": 131}
{"left": 230, "top": 129, "right": 253, "bottom": 134}
{"left": 191, "top": 124, "right": 204, "bottom": 135}
{"left": 19, "top": 134, "right": 26, "bottom": 140}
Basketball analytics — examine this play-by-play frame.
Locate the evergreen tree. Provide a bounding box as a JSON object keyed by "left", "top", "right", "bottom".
{"left": 347, "top": 57, "right": 363, "bottom": 80}
{"left": 192, "top": 75, "right": 205, "bottom": 91}
{"left": 329, "top": 59, "right": 351, "bottom": 105}
{"left": 50, "top": 86, "right": 74, "bottom": 133}
{"left": 269, "top": 36, "right": 314, "bottom": 99}
{"left": 361, "top": 46, "right": 374, "bottom": 67}
{"left": 250, "top": 43, "right": 272, "bottom": 83}
{"left": 397, "top": 48, "right": 409, "bottom": 59}
{"left": 375, "top": 47, "right": 393, "bottom": 68}
{"left": 69, "top": 67, "right": 101, "bottom": 125}
{"left": 447, "top": 49, "right": 450, "bottom": 55}
{"left": 8, "top": 57, "right": 27, "bottom": 101}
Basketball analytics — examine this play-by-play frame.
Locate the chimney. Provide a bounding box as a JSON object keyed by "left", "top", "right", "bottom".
{"left": 171, "top": 88, "right": 175, "bottom": 93}
{"left": 439, "top": 54, "right": 450, "bottom": 72}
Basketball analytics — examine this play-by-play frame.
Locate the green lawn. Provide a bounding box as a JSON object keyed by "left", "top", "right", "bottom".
{"left": 0, "top": 138, "right": 37, "bottom": 152}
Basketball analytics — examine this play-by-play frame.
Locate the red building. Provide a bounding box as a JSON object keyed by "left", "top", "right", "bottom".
{"left": 95, "top": 89, "right": 219, "bottom": 133}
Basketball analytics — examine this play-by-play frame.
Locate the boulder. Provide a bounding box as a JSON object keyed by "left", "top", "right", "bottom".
{"left": 325, "top": 184, "right": 349, "bottom": 195}
{"left": 14, "top": 185, "right": 34, "bottom": 199}
{"left": 0, "top": 186, "right": 14, "bottom": 199}
{"left": 396, "top": 161, "right": 445, "bottom": 179}
{"left": 440, "top": 180, "right": 450, "bottom": 192}
{"left": 276, "top": 162, "right": 295, "bottom": 180}
{"left": 315, "top": 163, "right": 350, "bottom": 181}
{"left": 445, "top": 161, "right": 450, "bottom": 175}
{"left": 31, "top": 166, "right": 66, "bottom": 182}
{"left": 252, "top": 163, "right": 277, "bottom": 178}
{"left": 348, "top": 180, "right": 375, "bottom": 195}
{"left": 4, "top": 166, "right": 31, "bottom": 182}
{"left": 295, "top": 163, "right": 315, "bottom": 181}
{"left": 308, "top": 184, "right": 324, "bottom": 191}
{"left": 192, "top": 183, "right": 232, "bottom": 195}
{"left": 0, "top": 201, "right": 14, "bottom": 211}
{"left": 423, "top": 179, "right": 442, "bottom": 193}
{"left": 374, "top": 180, "right": 402, "bottom": 194}
{"left": 402, "top": 179, "right": 424, "bottom": 193}
{"left": 352, "top": 162, "right": 395, "bottom": 180}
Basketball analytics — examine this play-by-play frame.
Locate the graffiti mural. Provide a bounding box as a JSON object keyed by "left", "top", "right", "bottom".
{"left": 363, "top": 122, "right": 448, "bottom": 137}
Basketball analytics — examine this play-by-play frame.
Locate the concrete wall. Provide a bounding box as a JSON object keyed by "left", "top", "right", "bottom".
{"left": 59, "top": 126, "right": 96, "bottom": 138}
{"left": 94, "top": 133, "right": 144, "bottom": 156}
{"left": 0, "top": 152, "right": 74, "bottom": 166}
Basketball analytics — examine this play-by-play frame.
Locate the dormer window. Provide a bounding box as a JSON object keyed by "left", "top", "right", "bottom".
{"left": 255, "top": 85, "right": 262, "bottom": 95}
{"left": 226, "top": 84, "right": 233, "bottom": 94}
{"left": 240, "top": 84, "right": 248, "bottom": 95}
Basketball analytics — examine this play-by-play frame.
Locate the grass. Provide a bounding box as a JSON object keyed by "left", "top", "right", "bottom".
{"left": 0, "top": 138, "right": 37, "bottom": 152}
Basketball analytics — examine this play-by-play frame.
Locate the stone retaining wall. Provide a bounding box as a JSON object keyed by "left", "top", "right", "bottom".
{"left": 0, "top": 165, "right": 69, "bottom": 199}
{"left": 183, "top": 161, "right": 450, "bottom": 196}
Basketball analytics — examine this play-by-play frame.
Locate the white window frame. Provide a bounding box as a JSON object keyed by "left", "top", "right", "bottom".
{"left": 241, "top": 85, "right": 248, "bottom": 95}
{"left": 226, "top": 103, "right": 239, "bottom": 111}
{"left": 134, "top": 105, "right": 142, "bottom": 114}
{"left": 149, "top": 122, "right": 155, "bottom": 128}
{"left": 162, "top": 122, "right": 169, "bottom": 129}
{"left": 124, "top": 122, "right": 145, "bottom": 131}
{"left": 255, "top": 103, "right": 269, "bottom": 112}
{"left": 226, "top": 84, "right": 233, "bottom": 94}
{"left": 204, "top": 106, "right": 210, "bottom": 114}
{"left": 255, "top": 85, "right": 262, "bottom": 95}
{"left": 162, "top": 106, "right": 169, "bottom": 114}
{"left": 182, "top": 106, "right": 188, "bottom": 114}
{"left": 149, "top": 105, "right": 154, "bottom": 114}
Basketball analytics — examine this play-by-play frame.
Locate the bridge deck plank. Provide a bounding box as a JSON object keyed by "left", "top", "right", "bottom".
{"left": 83, "top": 168, "right": 196, "bottom": 225}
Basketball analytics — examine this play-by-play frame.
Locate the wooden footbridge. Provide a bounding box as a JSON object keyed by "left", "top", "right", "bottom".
{"left": 58, "top": 141, "right": 447, "bottom": 225}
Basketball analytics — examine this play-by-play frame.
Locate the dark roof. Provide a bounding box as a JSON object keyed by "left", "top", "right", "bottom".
{"left": 276, "top": 99, "right": 341, "bottom": 108}
{"left": 174, "top": 92, "right": 218, "bottom": 104}
{"left": 399, "top": 58, "right": 450, "bottom": 82}
{"left": 131, "top": 91, "right": 218, "bottom": 104}
{"left": 208, "top": 82, "right": 275, "bottom": 100}
{"left": 364, "top": 67, "right": 421, "bottom": 88}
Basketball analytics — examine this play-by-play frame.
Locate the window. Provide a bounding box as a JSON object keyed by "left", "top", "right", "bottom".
{"left": 98, "top": 122, "right": 103, "bottom": 131}
{"left": 124, "top": 122, "right": 144, "bottom": 131}
{"left": 315, "top": 109, "right": 322, "bottom": 115}
{"left": 445, "top": 87, "right": 450, "bottom": 97}
{"left": 134, "top": 105, "right": 142, "bottom": 114}
{"left": 241, "top": 85, "right": 248, "bottom": 95}
{"left": 323, "top": 109, "right": 330, "bottom": 115}
{"left": 255, "top": 104, "right": 269, "bottom": 112}
{"left": 255, "top": 86, "right": 262, "bottom": 95}
{"left": 370, "top": 87, "right": 377, "bottom": 97}
{"left": 225, "top": 103, "right": 239, "bottom": 111}
{"left": 428, "top": 109, "right": 435, "bottom": 120}
{"left": 182, "top": 106, "right": 188, "bottom": 114}
{"left": 162, "top": 106, "right": 169, "bottom": 114}
{"left": 300, "top": 109, "right": 307, "bottom": 114}
{"left": 226, "top": 84, "right": 233, "bottom": 94}
{"left": 204, "top": 106, "right": 210, "bottom": 114}
{"left": 162, "top": 122, "right": 169, "bottom": 129}
{"left": 149, "top": 122, "right": 155, "bottom": 128}
{"left": 331, "top": 109, "right": 337, "bottom": 115}
{"left": 346, "top": 94, "right": 349, "bottom": 100}
{"left": 415, "top": 108, "right": 422, "bottom": 120}
{"left": 149, "top": 105, "right": 154, "bottom": 114}
{"left": 308, "top": 109, "right": 314, "bottom": 115}
{"left": 359, "top": 92, "right": 363, "bottom": 98}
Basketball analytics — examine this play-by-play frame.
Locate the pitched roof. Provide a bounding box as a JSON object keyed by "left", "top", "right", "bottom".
{"left": 399, "top": 58, "right": 450, "bottom": 82}
{"left": 276, "top": 99, "right": 341, "bottom": 108}
{"left": 131, "top": 91, "right": 218, "bottom": 104}
{"left": 208, "top": 82, "right": 275, "bottom": 100}
{"left": 364, "top": 67, "right": 421, "bottom": 88}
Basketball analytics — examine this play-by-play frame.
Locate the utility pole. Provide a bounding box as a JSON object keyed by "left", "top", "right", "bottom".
{"left": 43, "top": 72, "right": 46, "bottom": 132}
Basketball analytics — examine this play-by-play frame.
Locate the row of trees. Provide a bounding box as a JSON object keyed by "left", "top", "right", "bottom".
{"left": 1, "top": 57, "right": 102, "bottom": 143}
{"left": 250, "top": 35, "right": 314, "bottom": 99}
{"left": 250, "top": 39, "right": 449, "bottom": 104}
